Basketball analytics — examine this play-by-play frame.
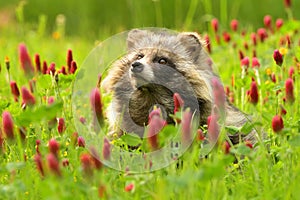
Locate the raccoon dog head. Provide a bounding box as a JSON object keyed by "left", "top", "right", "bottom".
{"left": 126, "top": 29, "right": 208, "bottom": 89}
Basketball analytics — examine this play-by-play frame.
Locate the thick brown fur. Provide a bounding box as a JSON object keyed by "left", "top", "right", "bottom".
{"left": 102, "top": 29, "right": 257, "bottom": 145}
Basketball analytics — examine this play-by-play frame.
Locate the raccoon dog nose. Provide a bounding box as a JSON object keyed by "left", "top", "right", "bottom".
{"left": 131, "top": 62, "right": 144, "bottom": 73}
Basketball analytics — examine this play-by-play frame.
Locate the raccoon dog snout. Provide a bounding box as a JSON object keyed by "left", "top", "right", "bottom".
{"left": 131, "top": 61, "right": 144, "bottom": 73}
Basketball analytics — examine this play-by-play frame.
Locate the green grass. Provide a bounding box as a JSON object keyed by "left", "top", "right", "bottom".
{"left": 0, "top": 2, "right": 300, "bottom": 200}
{"left": 2, "top": 0, "right": 300, "bottom": 39}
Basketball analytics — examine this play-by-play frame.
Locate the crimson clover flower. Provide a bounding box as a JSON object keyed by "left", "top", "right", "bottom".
{"left": 66, "top": 49, "right": 73, "bottom": 73}
{"left": 257, "top": 28, "right": 268, "bottom": 42}
{"left": 42, "top": 61, "right": 48, "bottom": 74}
{"left": 245, "top": 140, "right": 253, "bottom": 149}
{"left": 21, "top": 86, "right": 36, "bottom": 107}
{"left": 57, "top": 117, "right": 66, "bottom": 134}
{"left": 102, "top": 138, "right": 111, "bottom": 160}
{"left": 89, "top": 146, "right": 103, "bottom": 170}
{"left": 207, "top": 114, "right": 219, "bottom": 144}
{"left": 285, "top": 78, "right": 295, "bottom": 103}
{"left": 284, "top": 0, "right": 291, "bottom": 8}
{"left": 272, "top": 115, "right": 284, "bottom": 133}
{"left": 77, "top": 136, "right": 85, "bottom": 147}
{"left": 222, "top": 32, "right": 231, "bottom": 43}
{"left": 181, "top": 109, "right": 192, "bottom": 147}
{"left": 222, "top": 141, "right": 231, "bottom": 154}
{"left": 80, "top": 152, "right": 93, "bottom": 176}
{"left": 173, "top": 93, "right": 184, "bottom": 114}
{"left": 34, "top": 53, "right": 41, "bottom": 72}
{"left": 2, "top": 111, "right": 14, "bottom": 139}
{"left": 47, "top": 153, "right": 61, "bottom": 176}
{"left": 48, "top": 138, "right": 59, "bottom": 157}
{"left": 46, "top": 62, "right": 56, "bottom": 75}
{"left": 197, "top": 129, "right": 205, "bottom": 141}
{"left": 241, "top": 57, "right": 250, "bottom": 68}
{"left": 10, "top": 81, "right": 20, "bottom": 102}
{"left": 125, "top": 183, "right": 134, "bottom": 192}
{"left": 34, "top": 154, "right": 44, "bottom": 177}
{"left": 62, "top": 158, "right": 69, "bottom": 167}
{"left": 273, "top": 49, "right": 283, "bottom": 66}
{"left": 263, "top": 15, "right": 272, "bottom": 30}
{"left": 90, "top": 88, "right": 104, "bottom": 130}
{"left": 230, "top": 19, "right": 238, "bottom": 32}
{"left": 211, "top": 77, "right": 226, "bottom": 116}
{"left": 252, "top": 57, "right": 260, "bottom": 68}
{"left": 204, "top": 35, "right": 211, "bottom": 54}
{"left": 70, "top": 61, "right": 77, "bottom": 74}
{"left": 248, "top": 80, "right": 259, "bottom": 105}
{"left": 18, "top": 43, "right": 35, "bottom": 75}
{"left": 147, "top": 108, "right": 166, "bottom": 150}
{"left": 250, "top": 33, "right": 257, "bottom": 46}
{"left": 288, "top": 66, "right": 294, "bottom": 79}
{"left": 276, "top": 18, "right": 284, "bottom": 30}
{"left": 211, "top": 18, "right": 219, "bottom": 33}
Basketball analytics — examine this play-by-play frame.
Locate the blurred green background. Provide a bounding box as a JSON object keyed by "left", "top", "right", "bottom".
{"left": 0, "top": 0, "right": 298, "bottom": 40}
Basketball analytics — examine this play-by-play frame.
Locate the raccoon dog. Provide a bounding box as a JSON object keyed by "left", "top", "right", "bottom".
{"left": 102, "top": 29, "right": 257, "bottom": 145}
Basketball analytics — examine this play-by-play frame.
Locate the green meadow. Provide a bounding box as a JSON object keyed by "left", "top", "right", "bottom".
{"left": 0, "top": 0, "right": 299, "bottom": 199}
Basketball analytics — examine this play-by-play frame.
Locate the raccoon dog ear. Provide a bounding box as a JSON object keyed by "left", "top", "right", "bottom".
{"left": 127, "top": 29, "right": 148, "bottom": 51}
{"left": 178, "top": 32, "right": 204, "bottom": 62}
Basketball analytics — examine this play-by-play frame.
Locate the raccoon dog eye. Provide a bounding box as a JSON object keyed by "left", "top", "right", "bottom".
{"left": 158, "top": 58, "right": 168, "bottom": 65}
{"left": 136, "top": 54, "right": 144, "bottom": 60}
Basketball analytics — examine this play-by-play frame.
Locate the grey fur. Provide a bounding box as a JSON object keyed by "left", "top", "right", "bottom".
{"left": 102, "top": 29, "right": 257, "bottom": 145}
